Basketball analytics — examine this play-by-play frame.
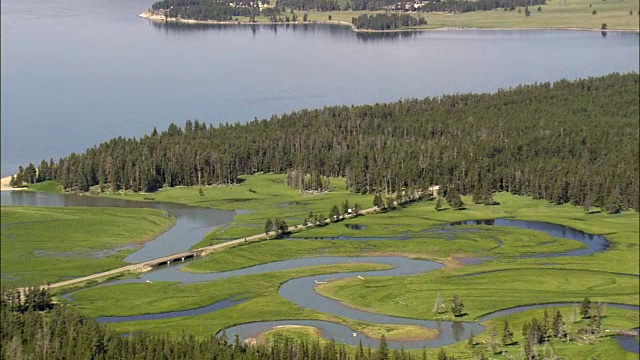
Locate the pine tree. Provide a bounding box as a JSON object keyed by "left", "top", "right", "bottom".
{"left": 580, "top": 297, "right": 591, "bottom": 318}
{"left": 552, "top": 309, "right": 564, "bottom": 338}
{"left": 604, "top": 188, "right": 622, "bottom": 214}
{"left": 435, "top": 197, "right": 443, "bottom": 211}
{"left": 451, "top": 294, "right": 464, "bottom": 317}
{"left": 330, "top": 204, "right": 340, "bottom": 222}
{"left": 472, "top": 187, "right": 483, "bottom": 204}
{"left": 356, "top": 339, "right": 365, "bottom": 360}
{"left": 378, "top": 334, "right": 389, "bottom": 360}
{"left": 354, "top": 202, "right": 362, "bottom": 215}
{"left": 343, "top": 199, "right": 350, "bottom": 215}
{"left": 433, "top": 292, "right": 445, "bottom": 314}
{"left": 488, "top": 326, "right": 498, "bottom": 354}
{"left": 502, "top": 319, "right": 513, "bottom": 345}
{"left": 582, "top": 197, "right": 592, "bottom": 214}
{"left": 374, "top": 194, "right": 385, "bottom": 209}
{"left": 264, "top": 219, "right": 273, "bottom": 234}
{"left": 447, "top": 188, "right": 465, "bottom": 210}
{"left": 542, "top": 308, "right": 550, "bottom": 339}
{"left": 589, "top": 302, "right": 602, "bottom": 332}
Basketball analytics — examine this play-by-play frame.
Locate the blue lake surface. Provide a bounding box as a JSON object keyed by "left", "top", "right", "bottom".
{"left": 1, "top": 0, "right": 639, "bottom": 176}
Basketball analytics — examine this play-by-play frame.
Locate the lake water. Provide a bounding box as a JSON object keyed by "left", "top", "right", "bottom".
{"left": 1, "top": 0, "right": 639, "bottom": 177}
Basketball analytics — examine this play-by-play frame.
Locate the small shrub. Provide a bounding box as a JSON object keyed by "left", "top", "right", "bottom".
{"left": 592, "top": 9, "right": 597, "bottom": 14}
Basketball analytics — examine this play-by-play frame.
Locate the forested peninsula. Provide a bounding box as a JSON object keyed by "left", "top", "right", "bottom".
{"left": 139, "top": 0, "right": 640, "bottom": 31}
{"left": 144, "top": 0, "right": 546, "bottom": 30}
{"left": 12, "top": 73, "right": 640, "bottom": 211}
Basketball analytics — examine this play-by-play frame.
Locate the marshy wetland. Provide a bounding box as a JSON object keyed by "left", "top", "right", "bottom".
{"left": 2, "top": 174, "right": 638, "bottom": 358}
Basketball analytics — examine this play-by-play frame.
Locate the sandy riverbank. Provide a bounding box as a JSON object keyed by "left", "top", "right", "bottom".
{"left": 0, "top": 175, "right": 22, "bottom": 191}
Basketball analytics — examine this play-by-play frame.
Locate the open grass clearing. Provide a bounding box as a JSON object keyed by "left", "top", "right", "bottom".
{"left": 0, "top": 206, "right": 174, "bottom": 286}
{"left": 316, "top": 268, "right": 639, "bottom": 321}
{"left": 66, "top": 262, "right": 441, "bottom": 343}
{"left": 304, "top": 0, "right": 640, "bottom": 30}
{"left": 76, "top": 174, "right": 374, "bottom": 247}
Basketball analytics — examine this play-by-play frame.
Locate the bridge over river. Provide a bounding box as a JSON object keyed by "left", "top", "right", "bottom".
{"left": 36, "top": 205, "right": 381, "bottom": 291}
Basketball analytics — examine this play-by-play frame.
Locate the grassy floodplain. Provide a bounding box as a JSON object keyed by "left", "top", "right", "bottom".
{"left": 0, "top": 206, "right": 174, "bottom": 286}
{"left": 78, "top": 173, "right": 374, "bottom": 248}
{"left": 67, "top": 262, "right": 441, "bottom": 342}
{"left": 58, "top": 186, "right": 639, "bottom": 359}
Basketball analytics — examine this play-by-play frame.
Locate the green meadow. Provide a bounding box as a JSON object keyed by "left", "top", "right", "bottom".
{"left": 12, "top": 175, "right": 640, "bottom": 358}
{"left": 0, "top": 206, "right": 174, "bottom": 286}
{"left": 233, "top": 0, "right": 640, "bottom": 31}
{"left": 67, "top": 262, "right": 438, "bottom": 342}
{"left": 77, "top": 173, "right": 375, "bottom": 248}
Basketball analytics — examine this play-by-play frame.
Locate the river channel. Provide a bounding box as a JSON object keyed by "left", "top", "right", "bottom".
{"left": 14, "top": 191, "right": 630, "bottom": 352}
{"left": 0, "top": 191, "right": 235, "bottom": 262}
{"left": 2, "top": 0, "right": 639, "bottom": 177}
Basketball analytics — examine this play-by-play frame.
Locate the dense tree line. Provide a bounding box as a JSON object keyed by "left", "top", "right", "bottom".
{"left": 1, "top": 288, "right": 461, "bottom": 360}
{"left": 352, "top": 13, "right": 426, "bottom": 30}
{"left": 151, "top": 0, "right": 261, "bottom": 21}
{"left": 16, "top": 73, "right": 640, "bottom": 212}
{"left": 277, "top": 0, "right": 546, "bottom": 13}
{"left": 277, "top": 0, "right": 341, "bottom": 11}
{"left": 146, "top": 0, "right": 548, "bottom": 19}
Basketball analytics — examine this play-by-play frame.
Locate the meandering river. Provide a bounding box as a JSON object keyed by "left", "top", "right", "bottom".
{"left": 2, "top": 0, "right": 639, "bottom": 351}
{"left": 1, "top": 0, "right": 639, "bottom": 177}
{"left": 10, "top": 190, "right": 626, "bottom": 351}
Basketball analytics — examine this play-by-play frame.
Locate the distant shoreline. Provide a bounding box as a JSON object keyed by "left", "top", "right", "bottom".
{"left": 139, "top": 11, "right": 359, "bottom": 31}
{"left": 138, "top": 11, "right": 640, "bottom": 33}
